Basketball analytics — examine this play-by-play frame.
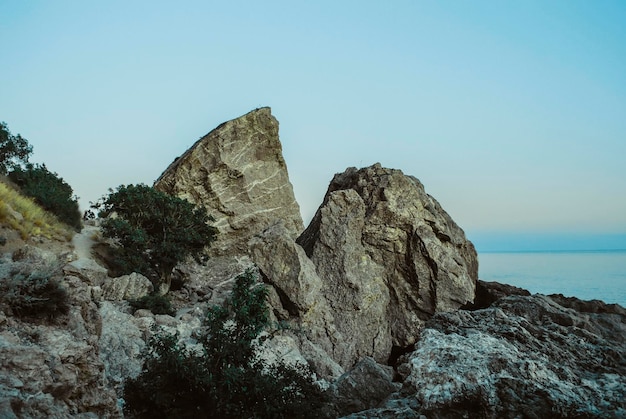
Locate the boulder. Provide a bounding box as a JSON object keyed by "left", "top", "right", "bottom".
{"left": 98, "top": 301, "right": 146, "bottom": 396}
{"left": 101, "top": 272, "right": 153, "bottom": 301}
{"left": 296, "top": 164, "right": 477, "bottom": 363}
{"left": 333, "top": 357, "right": 401, "bottom": 416}
{"left": 154, "top": 107, "right": 304, "bottom": 256}
{"left": 249, "top": 222, "right": 345, "bottom": 378}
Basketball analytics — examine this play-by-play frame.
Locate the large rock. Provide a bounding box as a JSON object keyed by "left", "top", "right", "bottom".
{"left": 249, "top": 222, "right": 345, "bottom": 378}
{"left": 354, "top": 294, "right": 626, "bottom": 418}
{"left": 101, "top": 272, "right": 153, "bottom": 301}
{"left": 154, "top": 107, "right": 304, "bottom": 256}
{"left": 296, "top": 164, "right": 477, "bottom": 361}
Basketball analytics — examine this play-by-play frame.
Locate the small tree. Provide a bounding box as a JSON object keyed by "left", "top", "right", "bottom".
{"left": 94, "top": 184, "right": 217, "bottom": 293}
{"left": 0, "top": 121, "right": 32, "bottom": 174}
{"left": 123, "top": 270, "right": 329, "bottom": 418}
{"left": 9, "top": 163, "right": 82, "bottom": 231}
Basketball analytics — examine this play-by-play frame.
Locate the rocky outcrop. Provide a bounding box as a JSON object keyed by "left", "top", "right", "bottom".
{"left": 0, "top": 244, "right": 120, "bottom": 418}
{"left": 279, "top": 164, "right": 478, "bottom": 368}
{"left": 154, "top": 107, "right": 304, "bottom": 256}
{"left": 350, "top": 293, "right": 626, "bottom": 418}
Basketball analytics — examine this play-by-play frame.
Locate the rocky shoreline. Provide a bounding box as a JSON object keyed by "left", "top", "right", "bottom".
{"left": 1, "top": 108, "right": 624, "bottom": 418}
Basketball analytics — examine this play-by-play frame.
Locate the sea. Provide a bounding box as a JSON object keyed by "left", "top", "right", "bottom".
{"left": 478, "top": 250, "right": 626, "bottom": 307}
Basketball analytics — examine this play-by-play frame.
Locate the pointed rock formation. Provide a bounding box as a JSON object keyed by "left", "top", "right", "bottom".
{"left": 154, "top": 107, "right": 304, "bottom": 256}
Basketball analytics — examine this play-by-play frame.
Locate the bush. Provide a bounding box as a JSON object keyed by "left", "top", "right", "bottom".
{"left": 94, "top": 184, "right": 217, "bottom": 293}
{"left": 0, "top": 270, "right": 69, "bottom": 319}
{"left": 124, "top": 270, "right": 329, "bottom": 418}
{"left": 8, "top": 163, "right": 82, "bottom": 231}
{"left": 129, "top": 294, "right": 175, "bottom": 316}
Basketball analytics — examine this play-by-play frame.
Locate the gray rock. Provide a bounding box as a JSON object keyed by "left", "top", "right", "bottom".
{"left": 63, "top": 258, "right": 109, "bottom": 287}
{"left": 295, "top": 164, "right": 477, "bottom": 367}
{"left": 155, "top": 107, "right": 304, "bottom": 256}
{"left": 250, "top": 221, "right": 345, "bottom": 378}
{"left": 333, "top": 357, "right": 401, "bottom": 416}
{"left": 101, "top": 272, "right": 153, "bottom": 301}
{"left": 98, "top": 301, "right": 146, "bottom": 397}
{"left": 383, "top": 294, "right": 626, "bottom": 418}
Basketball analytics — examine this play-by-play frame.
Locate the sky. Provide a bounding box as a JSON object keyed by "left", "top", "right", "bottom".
{"left": 1, "top": 1, "right": 625, "bottom": 251}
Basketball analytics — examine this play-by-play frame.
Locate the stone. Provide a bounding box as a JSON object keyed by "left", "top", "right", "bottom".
{"left": 101, "top": 272, "right": 154, "bottom": 301}
{"left": 154, "top": 107, "right": 304, "bottom": 256}
{"left": 363, "top": 294, "right": 626, "bottom": 418}
{"left": 333, "top": 357, "right": 401, "bottom": 416}
{"left": 296, "top": 164, "right": 477, "bottom": 365}
{"left": 462, "top": 280, "right": 531, "bottom": 310}
{"left": 249, "top": 221, "right": 346, "bottom": 378}
{"left": 63, "top": 258, "right": 109, "bottom": 287}
{"left": 99, "top": 301, "right": 146, "bottom": 398}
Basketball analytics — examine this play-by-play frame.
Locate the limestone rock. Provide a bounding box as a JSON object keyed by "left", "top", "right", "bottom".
{"left": 155, "top": 107, "right": 304, "bottom": 256}
{"left": 249, "top": 222, "right": 345, "bottom": 378}
{"left": 296, "top": 164, "right": 477, "bottom": 364}
{"left": 101, "top": 272, "right": 153, "bottom": 301}
{"left": 98, "top": 301, "right": 146, "bottom": 396}
{"left": 359, "top": 294, "right": 626, "bottom": 418}
{"left": 462, "top": 280, "right": 531, "bottom": 310}
{"left": 333, "top": 357, "right": 401, "bottom": 416}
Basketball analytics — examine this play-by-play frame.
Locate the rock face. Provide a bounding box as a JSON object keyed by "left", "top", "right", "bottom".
{"left": 154, "top": 107, "right": 304, "bottom": 256}
{"left": 350, "top": 294, "right": 626, "bottom": 418}
{"left": 295, "top": 164, "right": 477, "bottom": 361}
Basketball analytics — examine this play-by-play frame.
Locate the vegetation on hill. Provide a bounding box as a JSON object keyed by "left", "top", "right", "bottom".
{"left": 124, "top": 270, "right": 329, "bottom": 419}
{"left": 94, "top": 184, "right": 217, "bottom": 293}
{"left": 1, "top": 121, "right": 82, "bottom": 233}
{"left": 0, "top": 180, "right": 74, "bottom": 241}
{"left": 8, "top": 164, "right": 82, "bottom": 231}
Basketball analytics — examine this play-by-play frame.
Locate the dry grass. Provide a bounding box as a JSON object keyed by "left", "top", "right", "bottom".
{"left": 0, "top": 181, "right": 73, "bottom": 241}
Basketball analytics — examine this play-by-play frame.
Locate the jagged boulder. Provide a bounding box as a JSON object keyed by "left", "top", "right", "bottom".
{"left": 294, "top": 164, "right": 477, "bottom": 363}
{"left": 154, "top": 107, "right": 304, "bottom": 256}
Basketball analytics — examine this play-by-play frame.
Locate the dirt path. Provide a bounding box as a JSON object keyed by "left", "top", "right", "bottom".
{"left": 72, "top": 225, "right": 99, "bottom": 260}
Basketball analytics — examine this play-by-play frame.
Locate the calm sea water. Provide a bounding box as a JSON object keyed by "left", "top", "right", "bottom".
{"left": 478, "top": 250, "right": 626, "bottom": 307}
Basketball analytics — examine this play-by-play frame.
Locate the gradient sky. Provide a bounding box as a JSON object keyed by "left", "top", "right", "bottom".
{"left": 1, "top": 1, "right": 625, "bottom": 251}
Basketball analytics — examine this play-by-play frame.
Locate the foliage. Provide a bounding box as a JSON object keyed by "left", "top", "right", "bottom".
{"left": 129, "top": 293, "right": 175, "bottom": 316}
{"left": 94, "top": 184, "right": 217, "bottom": 292}
{"left": 0, "top": 121, "right": 32, "bottom": 175}
{"left": 8, "top": 163, "right": 82, "bottom": 231}
{"left": 0, "top": 180, "right": 73, "bottom": 241}
{"left": 0, "top": 270, "right": 69, "bottom": 319}
{"left": 124, "top": 270, "right": 329, "bottom": 419}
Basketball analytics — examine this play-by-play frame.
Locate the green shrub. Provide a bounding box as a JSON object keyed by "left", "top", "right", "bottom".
{"left": 8, "top": 163, "right": 82, "bottom": 231}
{"left": 94, "top": 184, "right": 217, "bottom": 293}
{"left": 129, "top": 294, "right": 175, "bottom": 316}
{"left": 124, "top": 270, "right": 329, "bottom": 418}
{"left": 0, "top": 270, "right": 69, "bottom": 319}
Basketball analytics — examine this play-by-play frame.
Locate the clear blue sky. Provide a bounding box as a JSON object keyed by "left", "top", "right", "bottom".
{"left": 1, "top": 1, "right": 625, "bottom": 251}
